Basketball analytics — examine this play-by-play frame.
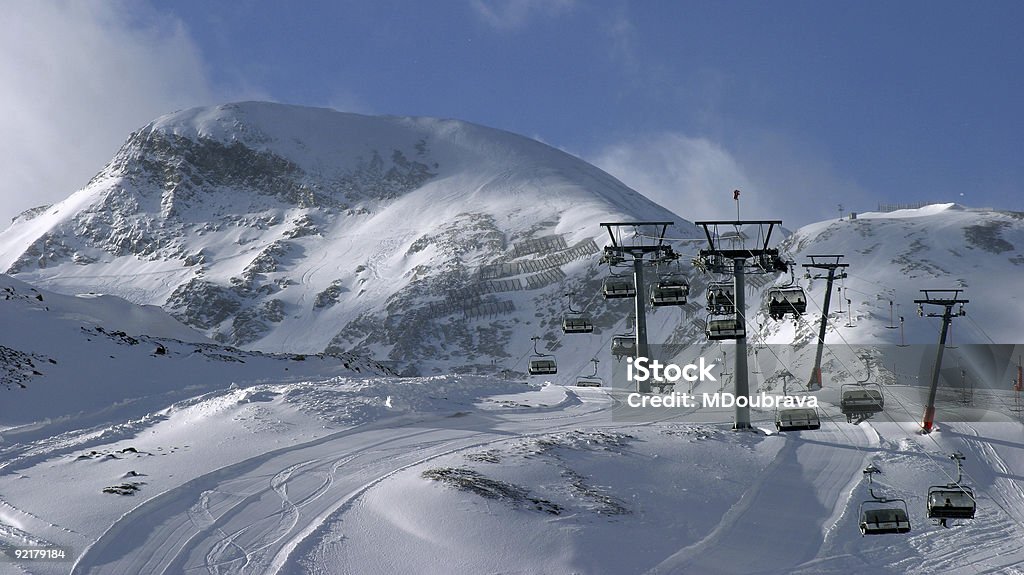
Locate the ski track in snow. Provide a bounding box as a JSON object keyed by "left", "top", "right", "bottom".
{"left": 5, "top": 379, "right": 1023, "bottom": 575}
{"left": 647, "top": 422, "right": 875, "bottom": 574}
{"left": 782, "top": 421, "right": 1024, "bottom": 575}
{"left": 69, "top": 391, "right": 618, "bottom": 574}
{"left": 296, "top": 247, "right": 329, "bottom": 307}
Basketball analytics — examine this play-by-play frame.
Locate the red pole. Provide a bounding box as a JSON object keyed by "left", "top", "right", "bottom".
{"left": 922, "top": 405, "right": 936, "bottom": 433}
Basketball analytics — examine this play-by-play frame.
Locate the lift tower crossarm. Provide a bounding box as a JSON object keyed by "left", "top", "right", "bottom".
{"left": 915, "top": 289, "right": 968, "bottom": 433}
{"left": 600, "top": 222, "right": 673, "bottom": 248}
{"left": 695, "top": 220, "right": 783, "bottom": 258}
{"left": 914, "top": 289, "right": 969, "bottom": 311}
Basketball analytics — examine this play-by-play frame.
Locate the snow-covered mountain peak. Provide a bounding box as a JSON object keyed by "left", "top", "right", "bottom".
{"left": 0, "top": 102, "right": 694, "bottom": 372}
{"left": 125, "top": 101, "right": 659, "bottom": 215}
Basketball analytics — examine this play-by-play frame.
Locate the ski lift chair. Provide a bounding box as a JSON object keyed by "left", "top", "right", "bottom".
{"left": 603, "top": 277, "right": 636, "bottom": 299}
{"left": 706, "top": 282, "right": 736, "bottom": 315}
{"left": 775, "top": 407, "right": 821, "bottom": 431}
{"left": 650, "top": 276, "right": 690, "bottom": 307}
{"left": 562, "top": 292, "right": 594, "bottom": 334}
{"left": 706, "top": 316, "right": 745, "bottom": 341}
{"left": 860, "top": 498, "right": 912, "bottom": 535}
{"left": 562, "top": 315, "right": 594, "bottom": 334}
{"left": 927, "top": 453, "right": 976, "bottom": 521}
{"left": 927, "top": 486, "right": 976, "bottom": 520}
{"left": 840, "top": 383, "right": 884, "bottom": 421}
{"left": 610, "top": 336, "right": 636, "bottom": 360}
{"left": 766, "top": 286, "right": 808, "bottom": 320}
{"left": 527, "top": 336, "right": 557, "bottom": 376}
{"left": 575, "top": 358, "right": 603, "bottom": 387}
{"left": 528, "top": 356, "right": 557, "bottom": 376}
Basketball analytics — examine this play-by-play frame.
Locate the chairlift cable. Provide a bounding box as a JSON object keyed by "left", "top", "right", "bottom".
{"left": 963, "top": 312, "right": 998, "bottom": 345}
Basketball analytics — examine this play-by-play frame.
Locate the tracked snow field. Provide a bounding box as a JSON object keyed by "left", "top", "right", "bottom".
{"left": 1, "top": 378, "right": 1022, "bottom": 575}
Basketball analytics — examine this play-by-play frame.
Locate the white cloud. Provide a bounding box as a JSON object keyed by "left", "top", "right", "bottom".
{"left": 590, "top": 133, "right": 762, "bottom": 221}
{"left": 590, "top": 132, "right": 867, "bottom": 229}
{"left": 470, "top": 0, "right": 575, "bottom": 31}
{"left": 0, "top": 1, "right": 218, "bottom": 227}
{"left": 608, "top": 12, "right": 637, "bottom": 69}
{"left": 730, "top": 129, "right": 872, "bottom": 224}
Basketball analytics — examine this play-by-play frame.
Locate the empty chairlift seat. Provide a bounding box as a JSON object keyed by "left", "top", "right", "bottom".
{"left": 562, "top": 314, "right": 594, "bottom": 334}
{"left": 650, "top": 277, "right": 690, "bottom": 307}
{"left": 706, "top": 316, "right": 745, "bottom": 341}
{"left": 840, "top": 384, "right": 884, "bottom": 417}
{"left": 528, "top": 356, "right": 557, "bottom": 376}
{"left": 775, "top": 407, "right": 821, "bottom": 431}
{"left": 766, "top": 286, "right": 807, "bottom": 319}
{"left": 603, "top": 277, "right": 637, "bottom": 299}
{"left": 576, "top": 358, "right": 603, "bottom": 387}
{"left": 860, "top": 502, "right": 912, "bottom": 535}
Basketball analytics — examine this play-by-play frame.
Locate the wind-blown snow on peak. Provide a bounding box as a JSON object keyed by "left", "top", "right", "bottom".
{"left": 0, "top": 102, "right": 695, "bottom": 372}
{"left": 125, "top": 101, "right": 667, "bottom": 221}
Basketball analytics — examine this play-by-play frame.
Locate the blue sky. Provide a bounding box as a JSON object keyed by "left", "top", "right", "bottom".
{"left": 2, "top": 1, "right": 1021, "bottom": 227}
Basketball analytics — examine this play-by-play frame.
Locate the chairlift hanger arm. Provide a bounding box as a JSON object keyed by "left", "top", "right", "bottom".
{"left": 700, "top": 225, "right": 717, "bottom": 252}
{"left": 604, "top": 226, "right": 618, "bottom": 248}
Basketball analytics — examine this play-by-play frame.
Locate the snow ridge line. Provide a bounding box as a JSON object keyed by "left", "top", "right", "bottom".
{"left": 0, "top": 377, "right": 337, "bottom": 477}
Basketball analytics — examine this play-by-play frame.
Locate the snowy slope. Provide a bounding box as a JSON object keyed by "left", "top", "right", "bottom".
{"left": 1, "top": 274, "right": 208, "bottom": 343}
{"left": 2, "top": 200, "right": 1024, "bottom": 573}
{"left": 775, "top": 203, "right": 1024, "bottom": 346}
{"left": 2, "top": 378, "right": 1021, "bottom": 575}
{"left": 0, "top": 274, "right": 390, "bottom": 432}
